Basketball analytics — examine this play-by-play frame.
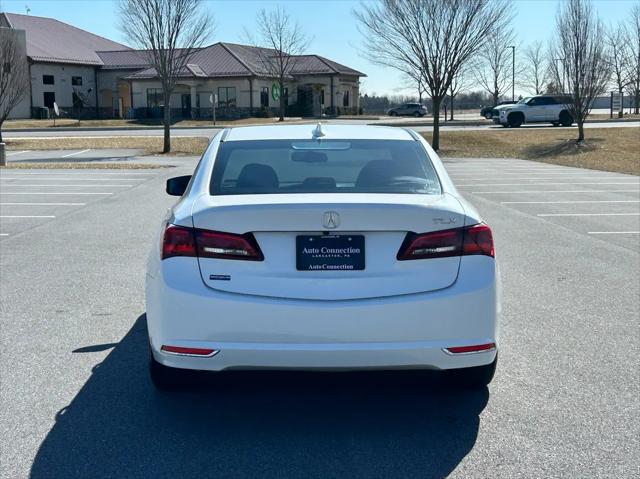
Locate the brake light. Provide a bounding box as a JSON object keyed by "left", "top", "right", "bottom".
{"left": 462, "top": 223, "right": 494, "bottom": 257}
{"left": 161, "top": 224, "right": 263, "bottom": 261}
{"left": 195, "top": 229, "right": 263, "bottom": 261}
{"left": 397, "top": 223, "right": 494, "bottom": 260}
{"left": 162, "top": 224, "right": 196, "bottom": 259}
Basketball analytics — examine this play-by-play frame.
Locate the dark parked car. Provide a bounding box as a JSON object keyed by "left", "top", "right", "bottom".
{"left": 387, "top": 103, "right": 428, "bottom": 117}
{"left": 480, "top": 101, "right": 516, "bottom": 119}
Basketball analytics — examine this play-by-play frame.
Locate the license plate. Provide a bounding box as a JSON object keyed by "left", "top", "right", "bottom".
{"left": 296, "top": 235, "right": 365, "bottom": 271}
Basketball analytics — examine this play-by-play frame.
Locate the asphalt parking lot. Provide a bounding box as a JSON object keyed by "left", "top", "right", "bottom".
{"left": 4, "top": 148, "right": 143, "bottom": 163}
{"left": 0, "top": 158, "right": 638, "bottom": 478}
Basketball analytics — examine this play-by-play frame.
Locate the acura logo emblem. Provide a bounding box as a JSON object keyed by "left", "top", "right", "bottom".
{"left": 322, "top": 211, "right": 340, "bottom": 229}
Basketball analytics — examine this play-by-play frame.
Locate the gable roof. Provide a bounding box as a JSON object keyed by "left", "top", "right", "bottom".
{"left": 1, "top": 12, "right": 129, "bottom": 65}
{"left": 121, "top": 42, "right": 366, "bottom": 80}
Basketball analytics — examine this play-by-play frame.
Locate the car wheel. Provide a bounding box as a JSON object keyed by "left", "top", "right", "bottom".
{"left": 559, "top": 110, "right": 573, "bottom": 127}
{"left": 552, "top": 122, "right": 560, "bottom": 127}
{"left": 149, "top": 345, "right": 190, "bottom": 391}
{"left": 507, "top": 113, "right": 523, "bottom": 128}
{"left": 389, "top": 111, "right": 397, "bottom": 117}
{"left": 485, "top": 113, "right": 493, "bottom": 119}
{"left": 413, "top": 111, "right": 421, "bottom": 117}
{"left": 445, "top": 355, "right": 497, "bottom": 389}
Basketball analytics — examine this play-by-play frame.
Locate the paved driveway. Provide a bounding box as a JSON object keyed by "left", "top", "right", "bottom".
{"left": 0, "top": 159, "right": 638, "bottom": 478}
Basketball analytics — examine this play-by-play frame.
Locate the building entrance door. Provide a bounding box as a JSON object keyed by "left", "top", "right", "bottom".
{"left": 181, "top": 94, "right": 192, "bottom": 118}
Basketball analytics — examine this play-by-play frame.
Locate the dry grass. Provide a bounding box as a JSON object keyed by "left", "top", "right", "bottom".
{"left": 4, "top": 136, "right": 209, "bottom": 156}
{"left": 422, "top": 127, "right": 640, "bottom": 175}
{"left": 587, "top": 113, "right": 640, "bottom": 121}
{"left": 1, "top": 162, "right": 171, "bottom": 169}
{"left": 3, "top": 117, "right": 311, "bottom": 129}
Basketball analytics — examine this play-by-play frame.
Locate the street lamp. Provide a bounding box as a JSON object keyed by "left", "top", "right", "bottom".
{"left": 507, "top": 45, "right": 515, "bottom": 101}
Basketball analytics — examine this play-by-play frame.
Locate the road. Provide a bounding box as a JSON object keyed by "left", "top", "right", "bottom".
{"left": 0, "top": 159, "right": 638, "bottom": 478}
{"left": 3, "top": 119, "right": 639, "bottom": 139}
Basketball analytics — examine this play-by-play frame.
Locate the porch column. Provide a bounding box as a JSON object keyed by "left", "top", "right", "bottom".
{"left": 249, "top": 77, "right": 254, "bottom": 113}
{"left": 330, "top": 76, "right": 335, "bottom": 114}
{"left": 190, "top": 85, "right": 197, "bottom": 119}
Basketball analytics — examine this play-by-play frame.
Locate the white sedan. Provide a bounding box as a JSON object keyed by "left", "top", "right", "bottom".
{"left": 146, "top": 124, "right": 499, "bottom": 390}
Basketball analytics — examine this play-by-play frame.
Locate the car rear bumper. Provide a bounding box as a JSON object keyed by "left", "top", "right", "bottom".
{"left": 146, "top": 256, "right": 499, "bottom": 372}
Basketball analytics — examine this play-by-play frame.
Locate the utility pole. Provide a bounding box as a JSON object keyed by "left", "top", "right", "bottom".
{"left": 507, "top": 45, "right": 515, "bottom": 101}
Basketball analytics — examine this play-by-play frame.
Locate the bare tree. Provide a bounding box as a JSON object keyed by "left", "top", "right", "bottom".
{"left": 626, "top": 2, "right": 640, "bottom": 114}
{"left": 402, "top": 67, "right": 427, "bottom": 104}
{"left": 0, "top": 28, "right": 29, "bottom": 143}
{"left": 246, "top": 7, "right": 310, "bottom": 121}
{"left": 552, "top": 0, "right": 610, "bottom": 142}
{"left": 355, "top": 0, "right": 511, "bottom": 151}
{"left": 474, "top": 26, "right": 518, "bottom": 105}
{"left": 606, "top": 23, "right": 632, "bottom": 117}
{"left": 447, "top": 66, "right": 474, "bottom": 120}
{"left": 523, "top": 41, "right": 548, "bottom": 95}
{"left": 118, "top": 0, "right": 213, "bottom": 153}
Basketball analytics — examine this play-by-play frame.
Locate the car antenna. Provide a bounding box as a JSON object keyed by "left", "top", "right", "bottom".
{"left": 312, "top": 123, "right": 325, "bottom": 138}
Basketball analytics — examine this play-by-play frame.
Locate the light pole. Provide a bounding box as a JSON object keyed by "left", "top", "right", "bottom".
{"left": 507, "top": 45, "right": 515, "bottom": 101}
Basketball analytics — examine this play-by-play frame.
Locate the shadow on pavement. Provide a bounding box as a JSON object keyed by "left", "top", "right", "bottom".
{"left": 31, "top": 314, "right": 488, "bottom": 479}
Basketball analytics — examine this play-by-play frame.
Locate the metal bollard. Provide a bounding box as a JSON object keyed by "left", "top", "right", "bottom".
{"left": 0, "top": 142, "right": 6, "bottom": 167}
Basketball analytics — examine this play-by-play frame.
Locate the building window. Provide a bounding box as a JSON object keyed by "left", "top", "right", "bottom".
{"left": 43, "top": 92, "right": 56, "bottom": 108}
{"left": 72, "top": 76, "right": 83, "bottom": 86}
{"left": 147, "top": 88, "right": 164, "bottom": 108}
{"left": 343, "top": 90, "right": 350, "bottom": 107}
{"left": 260, "top": 87, "right": 269, "bottom": 107}
{"left": 218, "top": 87, "right": 236, "bottom": 108}
{"left": 43, "top": 75, "right": 54, "bottom": 85}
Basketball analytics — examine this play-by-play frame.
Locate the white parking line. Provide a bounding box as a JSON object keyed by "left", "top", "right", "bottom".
{"left": 0, "top": 215, "right": 55, "bottom": 218}
{"left": 60, "top": 149, "right": 92, "bottom": 158}
{"left": 0, "top": 192, "right": 113, "bottom": 195}
{"left": 473, "top": 189, "right": 640, "bottom": 194}
{"left": 501, "top": 200, "right": 640, "bottom": 204}
{"left": 459, "top": 182, "right": 639, "bottom": 186}
{"left": 6, "top": 151, "right": 28, "bottom": 157}
{"left": 0, "top": 172, "right": 151, "bottom": 176}
{"left": 0, "top": 177, "right": 144, "bottom": 181}
{"left": 0, "top": 233, "right": 8, "bottom": 236}
{"left": 0, "top": 202, "right": 86, "bottom": 206}
{"left": 537, "top": 213, "right": 640, "bottom": 217}
{"left": 1, "top": 184, "right": 133, "bottom": 187}
{"left": 452, "top": 176, "right": 637, "bottom": 180}
{"left": 588, "top": 231, "right": 640, "bottom": 235}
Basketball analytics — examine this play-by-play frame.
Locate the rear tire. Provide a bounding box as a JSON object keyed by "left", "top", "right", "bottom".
{"left": 559, "top": 110, "right": 573, "bottom": 127}
{"left": 445, "top": 355, "right": 497, "bottom": 389}
{"left": 507, "top": 113, "right": 523, "bottom": 128}
{"left": 149, "top": 345, "right": 190, "bottom": 391}
{"left": 389, "top": 111, "right": 397, "bottom": 117}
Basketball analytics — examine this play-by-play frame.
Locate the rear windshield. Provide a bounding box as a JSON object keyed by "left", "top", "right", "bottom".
{"left": 210, "top": 139, "right": 441, "bottom": 195}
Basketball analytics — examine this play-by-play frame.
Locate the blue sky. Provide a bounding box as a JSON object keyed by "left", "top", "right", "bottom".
{"left": 1, "top": 0, "right": 636, "bottom": 95}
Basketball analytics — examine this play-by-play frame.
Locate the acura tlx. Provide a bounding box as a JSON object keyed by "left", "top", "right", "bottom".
{"left": 146, "top": 124, "right": 499, "bottom": 390}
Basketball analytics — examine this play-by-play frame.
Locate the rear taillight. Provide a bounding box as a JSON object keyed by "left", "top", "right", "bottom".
{"left": 162, "top": 224, "right": 196, "bottom": 259}
{"left": 397, "top": 223, "right": 494, "bottom": 260}
{"left": 161, "top": 224, "right": 263, "bottom": 261}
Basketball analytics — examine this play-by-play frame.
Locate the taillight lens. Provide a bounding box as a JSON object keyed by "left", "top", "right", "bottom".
{"left": 397, "top": 223, "right": 494, "bottom": 260}
{"left": 195, "top": 229, "right": 263, "bottom": 261}
{"left": 162, "top": 224, "right": 196, "bottom": 259}
{"left": 462, "top": 223, "right": 494, "bottom": 257}
{"left": 161, "top": 224, "right": 263, "bottom": 261}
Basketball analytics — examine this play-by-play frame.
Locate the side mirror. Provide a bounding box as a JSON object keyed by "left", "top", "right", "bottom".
{"left": 166, "top": 175, "right": 192, "bottom": 196}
